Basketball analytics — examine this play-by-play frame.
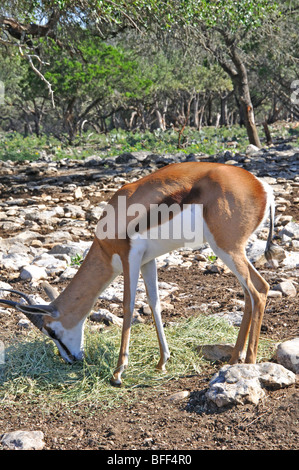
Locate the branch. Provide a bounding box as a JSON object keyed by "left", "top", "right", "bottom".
{"left": 195, "top": 28, "right": 238, "bottom": 80}
{"left": 0, "top": 11, "right": 61, "bottom": 42}
{"left": 19, "top": 47, "right": 55, "bottom": 108}
{"left": 102, "top": 0, "right": 143, "bottom": 33}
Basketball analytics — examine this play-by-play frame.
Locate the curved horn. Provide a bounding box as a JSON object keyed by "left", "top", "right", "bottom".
{"left": 15, "top": 303, "right": 60, "bottom": 318}
{"left": 20, "top": 309, "right": 45, "bottom": 330}
{"left": 0, "top": 288, "right": 59, "bottom": 330}
{"left": 0, "top": 288, "right": 34, "bottom": 305}
{"left": 0, "top": 298, "right": 21, "bottom": 309}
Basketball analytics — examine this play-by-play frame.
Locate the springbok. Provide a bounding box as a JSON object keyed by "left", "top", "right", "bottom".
{"left": 0, "top": 162, "right": 276, "bottom": 386}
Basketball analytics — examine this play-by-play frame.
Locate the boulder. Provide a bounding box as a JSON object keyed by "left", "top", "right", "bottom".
{"left": 206, "top": 362, "right": 296, "bottom": 407}
{"left": 49, "top": 241, "right": 91, "bottom": 258}
{"left": 279, "top": 221, "right": 299, "bottom": 239}
{"left": 246, "top": 144, "right": 260, "bottom": 155}
{"left": 1, "top": 253, "right": 32, "bottom": 271}
{"left": 167, "top": 391, "right": 190, "bottom": 402}
{"left": 281, "top": 251, "right": 299, "bottom": 269}
{"left": 197, "top": 344, "right": 235, "bottom": 362}
{"left": 90, "top": 308, "right": 123, "bottom": 327}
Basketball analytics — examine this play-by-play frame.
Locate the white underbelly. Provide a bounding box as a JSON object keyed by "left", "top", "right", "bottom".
{"left": 137, "top": 204, "right": 204, "bottom": 265}
{"left": 105, "top": 204, "right": 205, "bottom": 271}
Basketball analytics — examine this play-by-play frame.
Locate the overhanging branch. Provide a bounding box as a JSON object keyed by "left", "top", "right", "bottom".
{"left": 0, "top": 10, "right": 61, "bottom": 44}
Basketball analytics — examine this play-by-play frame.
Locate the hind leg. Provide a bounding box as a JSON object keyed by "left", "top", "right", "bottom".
{"left": 244, "top": 263, "right": 269, "bottom": 363}
{"left": 227, "top": 254, "right": 269, "bottom": 364}
{"left": 205, "top": 238, "right": 269, "bottom": 364}
{"left": 229, "top": 288, "right": 252, "bottom": 364}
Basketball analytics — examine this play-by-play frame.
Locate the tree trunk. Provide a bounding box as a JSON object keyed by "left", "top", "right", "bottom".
{"left": 242, "top": 101, "right": 261, "bottom": 147}
{"left": 211, "top": 33, "right": 262, "bottom": 148}
{"left": 129, "top": 110, "right": 137, "bottom": 130}
{"left": 220, "top": 95, "right": 228, "bottom": 126}
{"left": 207, "top": 96, "right": 213, "bottom": 126}
{"left": 155, "top": 98, "right": 168, "bottom": 130}
{"left": 267, "top": 94, "right": 282, "bottom": 124}
{"left": 33, "top": 100, "right": 44, "bottom": 137}
{"left": 64, "top": 97, "right": 77, "bottom": 144}
{"left": 198, "top": 103, "right": 206, "bottom": 130}
{"left": 263, "top": 120, "right": 273, "bottom": 145}
{"left": 220, "top": 91, "right": 233, "bottom": 126}
{"left": 24, "top": 119, "right": 32, "bottom": 136}
{"left": 193, "top": 94, "right": 199, "bottom": 129}
{"left": 215, "top": 113, "right": 221, "bottom": 128}
{"left": 230, "top": 49, "right": 261, "bottom": 148}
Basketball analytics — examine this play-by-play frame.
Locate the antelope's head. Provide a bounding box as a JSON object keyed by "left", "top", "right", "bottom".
{"left": 0, "top": 282, "right": 85, "bottom": 363}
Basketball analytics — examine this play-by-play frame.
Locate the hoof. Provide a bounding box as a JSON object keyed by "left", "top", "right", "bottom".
{"left": 155, "top": 365, "right": 167, "bottom": 374}
{"left": 229, "top": 357, "right": 245, "bottom": 365}
{"left": 110, "top": 376, "right": 122, "bottom": 387}
{"left": 229, "top": 352, "right": 245, "bottom": 365}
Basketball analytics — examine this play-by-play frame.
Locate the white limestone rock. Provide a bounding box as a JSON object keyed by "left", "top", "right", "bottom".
{"left": 1, "top": 430, "right": 45, "bottom": 450}
{"left": 20, "top": 265, "right": 48, "bottom": 281}
{"left": 276, "top": 338, "right": 299, "bottom": 374}
{"left": 273, "top": 280, "right": 297, "bottom": 297}
{"left": 206, "top": 363, "right": 296, "bottom": 407}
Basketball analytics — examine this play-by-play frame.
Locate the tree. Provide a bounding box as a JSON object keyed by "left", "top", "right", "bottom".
{"left": 247, "top": 1, "right": 299, "bottom": 123}
{"left": 0, "top": 0, "right": 297, "bottom": 144}
{"left": 17, "top": 34, "right": 153, "bottom": 141}
{"left": 143, "top": 0, "right": 280, "bottom": 147}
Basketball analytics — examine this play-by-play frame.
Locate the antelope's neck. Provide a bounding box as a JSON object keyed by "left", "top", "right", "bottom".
{"left": 53, "top": 238, "right": 115, "bottom": 329}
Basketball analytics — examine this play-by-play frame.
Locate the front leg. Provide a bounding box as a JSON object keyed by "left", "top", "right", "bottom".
{"left": 141, "top": 259, "right": 170, "bottom": 372}
{"left": 110, "top": 249, "right": 143, "bottom": 387}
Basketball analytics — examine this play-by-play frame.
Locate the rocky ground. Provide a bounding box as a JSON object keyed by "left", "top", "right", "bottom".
{"left": 0, "top": 142, "right": 298, "bottom": 451}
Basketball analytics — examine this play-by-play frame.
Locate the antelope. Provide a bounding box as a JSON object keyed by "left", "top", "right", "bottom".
{"left": 0, "top": 162, "right": 276, "bottom": 386}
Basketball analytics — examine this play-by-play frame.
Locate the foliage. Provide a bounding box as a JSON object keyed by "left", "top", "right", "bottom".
{"left": 0, "top": 132, "right": 52, "bottom": 161}
{"left": 41, "top": 37, "right": 152, "bottom": 101}
{"left": 0, "top": 1, "right": 298, "bottom": 146}
{"left": 0, "top": 126, "right": 247, "bottom": 161}
{"left": 70, "top": 254, "right": 83, "bottom": 266}
{"left": 180, "top": 0, "right": 279, "bottom": 31}
{"left": 1, "top": 124, "right": 298, "bottom": 162}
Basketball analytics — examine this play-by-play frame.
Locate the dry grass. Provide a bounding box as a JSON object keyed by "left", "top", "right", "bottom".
{"left": 0, "top": 315, "right": 274, "bottom": 410}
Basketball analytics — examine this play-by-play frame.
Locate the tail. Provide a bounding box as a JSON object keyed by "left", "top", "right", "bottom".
{"left": 259, "top": 180, "right": 285, "bottom": 265}
{"left": 264, "top": 201, "right": 276, "bottom": 263}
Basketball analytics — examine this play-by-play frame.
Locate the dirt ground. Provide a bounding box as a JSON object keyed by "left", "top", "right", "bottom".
{"left": 0, "top": 265, "right": 298, "bottom": 451}
{"left": 0, "top": 160, "right": 298, "bottom": 451}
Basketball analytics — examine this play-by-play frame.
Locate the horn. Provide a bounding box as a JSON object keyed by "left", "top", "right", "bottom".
{"left": 0, "top": 298, "right": 22, "bottom": 309}
{"left": 16, "top": 303, "right": 60, "bottom": 318}
{"left": 0, "top": 288, "right": 34, "bottom": 305}
{"left": 0, "top": 288, "right": 59, "bottom": 330}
